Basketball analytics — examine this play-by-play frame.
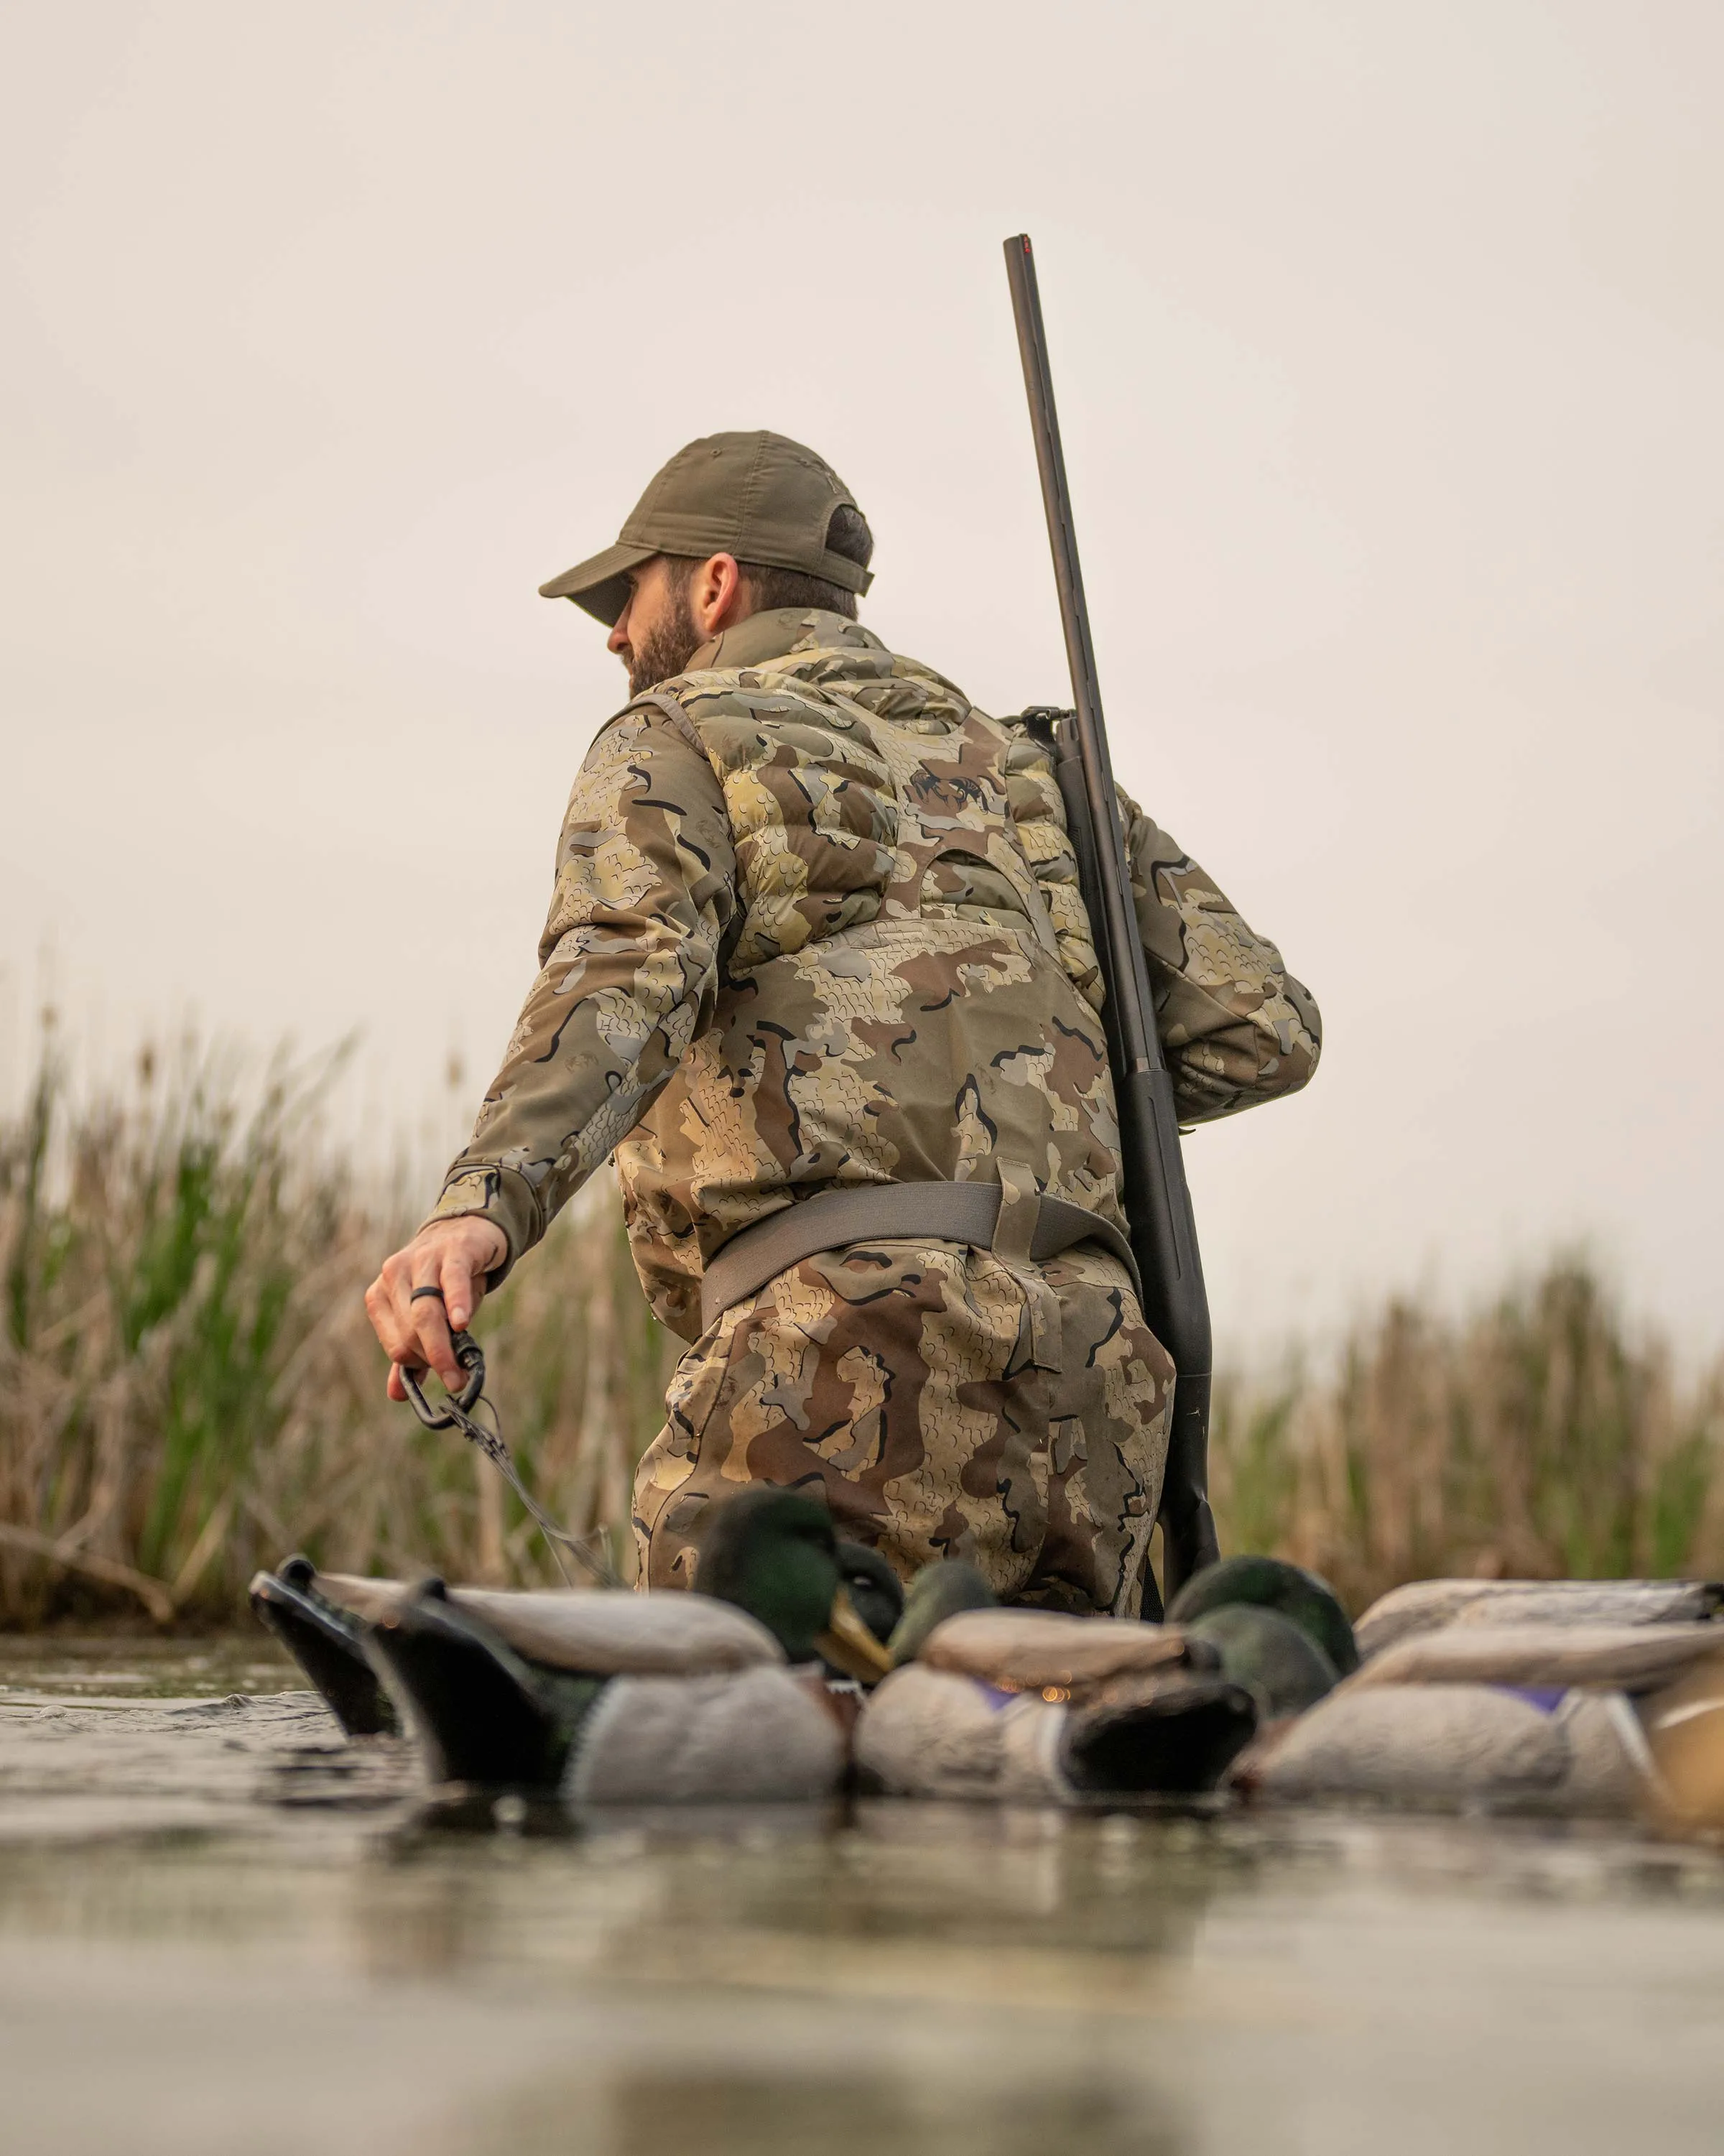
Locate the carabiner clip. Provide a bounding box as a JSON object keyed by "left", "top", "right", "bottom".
{"left": 399, "top": 1331, "right": 487, "bottom": 1430}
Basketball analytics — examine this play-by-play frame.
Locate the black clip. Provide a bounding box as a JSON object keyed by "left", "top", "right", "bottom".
{"left": 400, "top": 1332, "right": 487, "bottom": 1430}
{"left": 1016, "top": 704, "right": 1073, "bottom": 746}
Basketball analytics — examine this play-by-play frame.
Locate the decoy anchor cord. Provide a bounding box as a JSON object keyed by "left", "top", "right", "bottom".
{"left": 399, "top": 1332, "right": 626, "bottom": 1591}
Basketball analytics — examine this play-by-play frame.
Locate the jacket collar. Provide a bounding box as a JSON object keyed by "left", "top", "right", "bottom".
{"left": 687, "top": 607, "right": 887, "bottom": 673}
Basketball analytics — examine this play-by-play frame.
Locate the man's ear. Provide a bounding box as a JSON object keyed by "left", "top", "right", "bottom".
{"left": 692, "top": 552, "right": 749, "bottom": 638}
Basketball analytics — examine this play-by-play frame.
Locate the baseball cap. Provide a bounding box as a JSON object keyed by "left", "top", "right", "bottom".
{"left": 539, "top": 430, "right": 873, "bottom": 625}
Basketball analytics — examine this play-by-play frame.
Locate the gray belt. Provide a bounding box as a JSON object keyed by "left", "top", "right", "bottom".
{"left": 699, "top": 1180, "right": 1141, "bottom": 1333}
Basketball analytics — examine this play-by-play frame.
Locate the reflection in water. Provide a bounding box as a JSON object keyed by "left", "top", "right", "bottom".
{"left": 0, "top": 1633, "right": 300, "bottom": 1701}
{"left": 481, "top": 2067, "right": 1185, "bottom": 2156}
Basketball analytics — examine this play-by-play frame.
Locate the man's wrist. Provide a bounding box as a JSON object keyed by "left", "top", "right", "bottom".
{"left": 423, "top": 1164, "right": 537, "bottom": 1285}
{"left": 413, "top": 1211, "right": 509, "bottom": 1276}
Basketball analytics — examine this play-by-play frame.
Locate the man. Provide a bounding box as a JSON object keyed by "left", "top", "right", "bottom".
{"left": 366, "top": 431, "right": 1320, "bottom": 1615}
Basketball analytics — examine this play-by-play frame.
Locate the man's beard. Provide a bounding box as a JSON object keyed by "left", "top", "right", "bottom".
{"left": 626, "top": 583, "right": 703, "bottom": 697}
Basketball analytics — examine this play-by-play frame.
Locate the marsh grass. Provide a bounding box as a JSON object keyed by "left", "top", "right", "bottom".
{"left": 1209, "top": 1269, "right": 1724, "bottom": 1611}
{"left": 0, "top": 1030, "right": 677, "bottom": 1624}
{"left": 1, "top": 1027, "right": 1719, "bottom": 1624}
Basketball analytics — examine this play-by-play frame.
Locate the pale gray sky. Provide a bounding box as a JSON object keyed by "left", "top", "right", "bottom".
{"left": 3, "top": 1, "right": 1720, "bottom": 1356}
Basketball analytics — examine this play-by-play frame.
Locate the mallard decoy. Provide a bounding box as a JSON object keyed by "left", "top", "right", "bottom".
{"left": 856, "top": 1562, "right": 1257, "bottom": 1803}
{"left": 1250, "top": 1681, "right": 1647, "bottom": 1814}
{"left": 1248, "top": 1621, "right": 1724, "bottom": 1817}
{"left": 1353, "top": 1576, "right": 1724, "bottom": 1659}
{"left": 1167, "top": 1554, "right": 1359, "bottom": 1677}
{"left": 884, "top": 1557, "right": 998, "bottom": 1667}
{"left": 249, "top": 1491, "right": 899, "bottom": 1741}
{"left": 250, "top": 1486, "right": 893, "bottom": 1800}
{"left": 1159, "top": 1555, "right": 1357, "bottom": 1724}
{"left": 1181, "top": 1604, "right": 1338, "bottom": 1723}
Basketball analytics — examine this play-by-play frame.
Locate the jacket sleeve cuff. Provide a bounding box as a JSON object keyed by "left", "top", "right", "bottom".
{"left": 420, "top": 1164, "right": 542, "bottom": 1292}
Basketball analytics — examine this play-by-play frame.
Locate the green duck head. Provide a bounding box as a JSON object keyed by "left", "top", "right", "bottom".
{"left": 694, "top": 1486, "right": 892, "bottom": 1681}
{"left": 1166, "top": 1553, "right": 1358, "bottom": 1676}
{"left": 1184, "top": 1603, "right": 1339, "bottom": 1720}
{"left": 886, "top": 1557, "right": 998, "bottom": 1667}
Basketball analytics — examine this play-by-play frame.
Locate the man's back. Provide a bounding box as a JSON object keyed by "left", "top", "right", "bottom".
{"left": 617, "top": 605, "right": 1121, "bottom": 1337}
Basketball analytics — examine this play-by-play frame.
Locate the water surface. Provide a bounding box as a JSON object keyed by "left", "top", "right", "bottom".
{"left": 1, "top": 1639, "right": 1721, "bottom": 2155}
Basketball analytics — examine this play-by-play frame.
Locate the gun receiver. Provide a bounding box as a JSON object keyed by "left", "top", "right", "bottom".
{"left": 1003, "top": 233, "right": 1219, "bottom": 1606}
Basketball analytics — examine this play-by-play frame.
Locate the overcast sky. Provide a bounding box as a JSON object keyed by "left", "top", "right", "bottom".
{"left": 4, "top": 1, "right": 1720, "bottom": 1359}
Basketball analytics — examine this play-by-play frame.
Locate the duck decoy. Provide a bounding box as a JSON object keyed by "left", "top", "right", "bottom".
{"left": 1182, "top": 1604, "right": 1339, "bottom": 1722}
{"left": 1159, "top": 1554, "right": 1357, "bottom": 1724}
{"left": 251, "top": 1516, "right": 902, "bottom": 1743}
{"left": 856, "top": 1569, "right": 1256, "bottom": 1804}
{"left": 1167, "top": 1554, "right": 1359, "bottom": 1678}
{"left": 1248, "top": 1621, "right": 1724, "bottom": 1818}
{"left": 884, "top": 1558, "right": 998, "bottom": 1668}
{"left": 252, "top": 1486, "right": 893, "bottom": 1801}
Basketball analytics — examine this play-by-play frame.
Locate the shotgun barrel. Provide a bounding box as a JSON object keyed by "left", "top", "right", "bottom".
{"left": 1002, "top": 233, "right": 1219, "bottom": 1605}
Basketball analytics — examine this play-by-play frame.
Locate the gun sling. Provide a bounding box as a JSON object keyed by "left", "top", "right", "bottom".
{"left": 699, "top": 1182, "right": 1142, "bottom": 1334}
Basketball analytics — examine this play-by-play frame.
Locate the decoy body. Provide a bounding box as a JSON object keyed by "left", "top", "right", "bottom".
{"left": 251, "top": 1486, "right": 891, "bottom": 1803}
{"left": 854, "top": 1561, "right": 1261, "bottom": 1803}
{"left": 1242, "top": 1573, "right": 1724, "bottom": 1818}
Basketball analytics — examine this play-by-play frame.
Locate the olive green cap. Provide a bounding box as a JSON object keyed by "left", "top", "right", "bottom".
{"left": 539, "top": 430, "right": 873, "bottom": 626}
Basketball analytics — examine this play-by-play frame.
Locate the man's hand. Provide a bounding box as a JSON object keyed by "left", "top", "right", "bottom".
{"left": 365, "top": 1216, "right": 509, "bottom": 1402}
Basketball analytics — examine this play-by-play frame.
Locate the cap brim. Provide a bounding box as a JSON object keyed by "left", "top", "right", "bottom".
{"left": 537, "top": 540, "right": 658, "bottom": 626}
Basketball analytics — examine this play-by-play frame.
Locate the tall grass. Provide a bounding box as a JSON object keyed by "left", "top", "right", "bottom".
{"left": 1, "top": 1026, "right": 1720, "bottom": 1625}
{"left": 0, "top": 1027, "right": 678, "bottom": 1625}
{"left": 1209, "top": 1268, "right": 1724, "bottom": 1611}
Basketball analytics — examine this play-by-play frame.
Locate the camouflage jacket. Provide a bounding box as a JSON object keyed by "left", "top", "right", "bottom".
{"left": 430, "top": 609, "right": 1320, "bottom": 1339}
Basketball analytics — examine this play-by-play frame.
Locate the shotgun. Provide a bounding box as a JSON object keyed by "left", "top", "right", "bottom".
{"left": 1003, "top": 232, "right": 1219, "bottom": 1610}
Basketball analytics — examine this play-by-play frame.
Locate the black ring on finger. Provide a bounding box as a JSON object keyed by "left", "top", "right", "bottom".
{"left": 409, "top": 1285, "right": 448, "bottom": 1304}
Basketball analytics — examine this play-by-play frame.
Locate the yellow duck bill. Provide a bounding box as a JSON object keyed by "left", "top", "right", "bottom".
{"left": 815, "top": 1585, "right": 895, "bottom": 1683}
